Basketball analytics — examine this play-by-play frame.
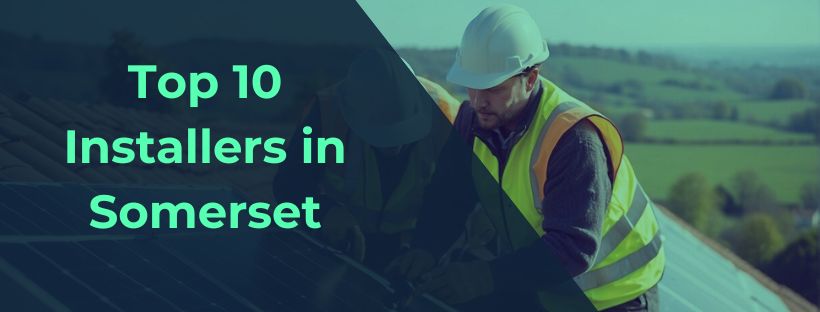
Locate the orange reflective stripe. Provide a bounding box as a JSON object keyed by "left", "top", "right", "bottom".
{"left": 588, "top": 115, "right": 623, "bottom": 176}
{"left": 531, "top": 104, "right": 588, "bottom": 202}
{"left": 531, "top": 104, "right": 624, "bottom": 204}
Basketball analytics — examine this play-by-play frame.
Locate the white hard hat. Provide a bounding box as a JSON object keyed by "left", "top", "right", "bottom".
{"left": 447, "top": 4, "right": 549, "bottom": 90}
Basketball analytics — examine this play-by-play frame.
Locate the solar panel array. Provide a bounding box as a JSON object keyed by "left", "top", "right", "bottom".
{"left": 655, "top": 210, "right": 790, "bottom": 312}
{"left": 0, "top": 182, "right": 795, "bottom": 311}
{"left": 0, "top": 182, "right": 453, "bottom": 311}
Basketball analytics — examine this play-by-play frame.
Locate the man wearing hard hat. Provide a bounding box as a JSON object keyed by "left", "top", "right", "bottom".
{"left": 274, "top": 49, "right": 455, "bottom": 269}
{"left": 388, "top": 5, "right": 665, "bottom": 311}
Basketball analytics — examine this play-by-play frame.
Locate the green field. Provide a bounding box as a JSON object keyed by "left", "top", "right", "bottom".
{"left": 548, "top": 57, "right": 748, "bottom": 104}
{"left": 626, "top": 144, "right": 820, "bottom": 204}
{"left": 550, "top": 57, "right": 701, "bottom": 85}
{"left": 732, "top": 99, "right": 817, "bottom": 125}
{"left": 642, "top": 84, "right": 746, "bottom": 103}
{"left": 645, "top": 119, "right": 814, "bottom": 142}
{"left": 597, "top": 104, "right": 643, "bottom": 120}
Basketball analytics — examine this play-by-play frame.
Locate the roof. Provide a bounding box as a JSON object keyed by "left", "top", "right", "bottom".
{"left": 656, "top": 205, "right": 818, "bottom": 312}
{"left": 0, "top": 93, "right": 281, "bottom": 202}
{"left": 0, "top": 182, "right": 454, "bottom": 311}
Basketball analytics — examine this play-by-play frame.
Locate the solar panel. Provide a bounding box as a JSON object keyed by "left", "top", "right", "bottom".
{"left": 655, "top": 211, "right": 790, "bottom": 312}
{"left": 0, "top": 182, "right": 454, "bottom": 311}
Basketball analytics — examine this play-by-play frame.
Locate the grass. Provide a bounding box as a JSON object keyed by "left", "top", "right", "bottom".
{"left": 732, "top": 99, "right": 817, "bottom": 125}
{"left": 626, "top": 144, "right": 820, "bottom": 204}
{"left": 548, "top": 57, "right": 748, "bottom": 104}
{"left": 549, "top": 57, "right": 700, "bottom": 85}
{"left": 642, "top": 84, "right": 746, "bottom": 103}
{"left": 645, "top": 119, "right": 814, "bottom": 142}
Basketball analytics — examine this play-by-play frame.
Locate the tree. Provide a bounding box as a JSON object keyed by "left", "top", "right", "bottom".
{"left": 730, "top": 105, "right": 740, "bottom": 121}
{"left": 731, "top": 170, "right": 779, "bottom": 215}
{"left": 800, "top": 182, "right": 820, "bottom": 211}
{"left": 724, "top": 213, "right": 785, "bottom": 267}
{"left": 636, "top": 50, "right": 653, "bottom": 65}
{"left": 770, "top": 78, "right": 806, "bottom": 99}
{"left": 619, "top": 112, "right": 648, "bottom": 142}
{"left": 617, "top": 49, "right": 631, "bottom": 62}
{"left": 712, "top": 101, "right": 732, "bottom": 120}
{"left": 561, "top": 65, "right": 584, "bottom": 87}
{"left": 667, "top": 173, "right": 718, "bottom": 235}
{"left": 787, "top": 107, "right": 820, "bottom": 141}
{"left": 715, "top": 185, "right": 741, "bottom": 216}
{"left": 766, "top": 229, "right": 818, "bottom": 305}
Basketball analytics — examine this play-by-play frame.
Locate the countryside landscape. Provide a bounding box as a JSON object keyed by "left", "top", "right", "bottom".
{"left": 399, "top": 44, "right": 819, "bottom": 304}
{"left": 0, "top": 29, "right": 817, "bottom": 304}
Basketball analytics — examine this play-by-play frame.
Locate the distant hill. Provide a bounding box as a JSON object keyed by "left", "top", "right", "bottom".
{"left": 398, "top": 44, "right": 820, "bottom": 119}
{"left": 653, "top": 46, "right": 820, "bottom": 68}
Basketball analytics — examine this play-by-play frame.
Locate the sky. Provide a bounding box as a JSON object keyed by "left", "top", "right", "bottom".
{"left": 3, "top": 0, "right": 819, "bottom": 51}
{"left": 356, "top": 0, "right": 820, "bottom": 49}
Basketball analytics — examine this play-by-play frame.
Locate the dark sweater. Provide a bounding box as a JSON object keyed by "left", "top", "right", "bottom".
{"left": 429, "top": 83, "right": 613, "bottom": 291}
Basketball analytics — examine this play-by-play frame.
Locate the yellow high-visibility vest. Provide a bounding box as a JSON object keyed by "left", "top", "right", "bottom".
{"left": 471, "top": 77, "right": 665, "bottom": 310}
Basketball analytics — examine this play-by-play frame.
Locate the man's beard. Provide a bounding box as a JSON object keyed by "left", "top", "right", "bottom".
{"left": 476, "top": 110, "right": 508, "bottom": 130}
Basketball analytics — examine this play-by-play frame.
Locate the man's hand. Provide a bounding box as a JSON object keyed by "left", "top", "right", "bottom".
{"left": 419, "top": 261, "right": 494, "bottom": 304}
{"left": 320, "top": 206, "right": 365, "bottom": 261}
{"left": 385, "top": 249, "right": 436, "bottom": 281}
